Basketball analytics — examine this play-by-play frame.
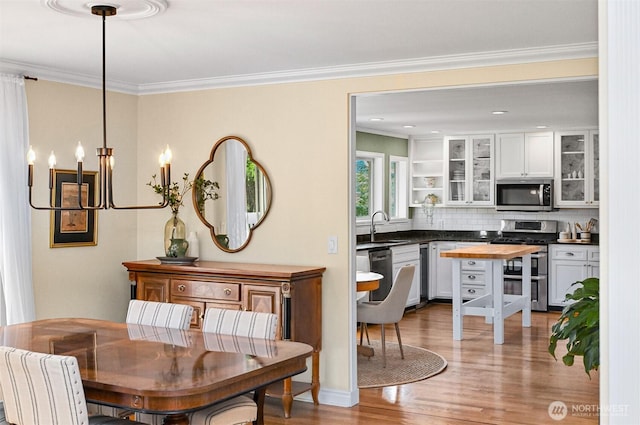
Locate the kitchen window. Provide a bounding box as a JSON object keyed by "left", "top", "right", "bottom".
{"left": 389, "top": 155, "right": 408, "bottom": 219}
{"left": 356, "top": 151, "right": 384, "bottom": 220}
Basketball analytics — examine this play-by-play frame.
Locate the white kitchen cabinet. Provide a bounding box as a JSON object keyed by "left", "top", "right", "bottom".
{"left": 496, "top": 132, "right": 554, "bottom": 179}
{"left": 409, "top": 137, "right": 445, "bottom": 207}
{"left": 444, "top": 135, "right": 494, "bottom": 206}
{"left": 554, "top": 130, "right": 599, "bottom": 207}
{"left": 549, "top": 244, "right": 599, "bottom": 306}
{"left": 391, "top": 244, "right": 420, "bottom": 307}
{"left": 428, "top": 241, "right": 486, "bottom": 299}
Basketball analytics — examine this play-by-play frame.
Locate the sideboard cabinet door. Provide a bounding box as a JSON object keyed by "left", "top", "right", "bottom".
{"left": 243, "top": 284, "right": 282, "bottom": 339}
{"left": 136, "top": 274, "right": 169, "bottom": 303}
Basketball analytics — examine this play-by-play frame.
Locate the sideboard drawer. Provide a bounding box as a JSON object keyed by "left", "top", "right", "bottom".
{"left": 172, "top": 279, "right": 240, "bottom": 301}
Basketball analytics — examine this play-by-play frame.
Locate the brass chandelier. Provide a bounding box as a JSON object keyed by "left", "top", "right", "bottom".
{"left": 27, "top": 5, "right": 171, "bottom": 211}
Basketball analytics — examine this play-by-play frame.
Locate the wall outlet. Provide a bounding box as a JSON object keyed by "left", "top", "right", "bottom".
{"left": 328, "top": 236, "right": 338, "bottom": 254}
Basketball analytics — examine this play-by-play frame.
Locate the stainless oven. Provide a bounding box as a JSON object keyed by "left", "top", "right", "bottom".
{"left": 502, "top": 249, "right": 548, "bottom": 311}
{"left": 491, "top": 219, "right": 557, "bottom": 311}
{"left": 504, "top": 251, "right": 547, "bottom": 277}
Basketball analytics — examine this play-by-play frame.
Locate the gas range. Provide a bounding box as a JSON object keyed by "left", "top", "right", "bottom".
{"left": 489, "top": 219, "right": 557, "bottom": 312}
{"left": 490, "top": 219, "right": 558, "bottom": 246}
{"left": 491, "top": 235, "right": 556, "bottom": 245}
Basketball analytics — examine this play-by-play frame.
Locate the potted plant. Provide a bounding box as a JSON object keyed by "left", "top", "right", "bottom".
{"left": 548, "top": 277, "right": 599, "bottom": 377}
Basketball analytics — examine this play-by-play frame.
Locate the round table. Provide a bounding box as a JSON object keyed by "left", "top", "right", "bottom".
{"left": 356, "top": 271, "right": 383, "bottom": 358}
{"left": 356, "top": 271, "right": 383, "bottom": 292}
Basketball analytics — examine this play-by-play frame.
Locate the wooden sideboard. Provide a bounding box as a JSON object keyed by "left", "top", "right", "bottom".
{"left": 122, "top": 259, "right": 324, "bottom": 419}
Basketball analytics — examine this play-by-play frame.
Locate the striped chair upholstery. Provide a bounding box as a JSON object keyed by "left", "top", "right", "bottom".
{"left": 202, "top": 308, "right": 278, "bottom": 339}
{"left": 137, "top": 396, "right": 257, "bottom": 425}
{"left": 0, "top": 346, "right": 145, "bottom": 425}
{"left": 125, "top": 299, "right": 194, "bottom": 329}
{"left": 203, "top": 333, "right": 277, "bottom": 358}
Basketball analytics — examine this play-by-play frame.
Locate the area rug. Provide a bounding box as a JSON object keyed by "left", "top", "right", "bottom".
{"left": 357, "top": 341, "right": 447, "bottom": 388}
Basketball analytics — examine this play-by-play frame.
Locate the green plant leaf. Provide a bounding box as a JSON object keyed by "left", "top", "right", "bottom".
{"left": 549, "top": 277, "right": 599, "bottom": 376}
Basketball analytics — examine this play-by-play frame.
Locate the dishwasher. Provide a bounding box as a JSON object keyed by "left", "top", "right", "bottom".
{"left": 369, "top": 249, "right": 393, "bottom": 301}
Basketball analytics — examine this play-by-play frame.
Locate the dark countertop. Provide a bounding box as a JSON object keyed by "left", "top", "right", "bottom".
{"left": 356, "top": 230, "right": 497, "bottom": 251}
{"left": 356, "top": 230, "right": 599, "bottom": 251}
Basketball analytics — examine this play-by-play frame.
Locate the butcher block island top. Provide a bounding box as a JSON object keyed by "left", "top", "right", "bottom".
{"left": 440, "top": 244, "right": 541, "bottom": 260}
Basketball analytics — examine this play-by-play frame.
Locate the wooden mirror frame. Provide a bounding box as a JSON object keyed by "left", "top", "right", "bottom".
{"left": 192, "top": 136, "right": 272, "bottom": 252}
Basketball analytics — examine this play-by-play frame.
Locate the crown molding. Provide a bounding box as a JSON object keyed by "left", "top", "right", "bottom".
{"left": 0, "top": 42, "right": 597, "bottom": 96}
{"left": 0, "top": 59, "right": 138, "bottom": 93}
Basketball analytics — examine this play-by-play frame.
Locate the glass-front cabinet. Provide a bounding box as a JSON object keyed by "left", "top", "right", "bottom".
{"left": 444, "top": 135, "right": 494, "bottom": 205}
{"left": 554, "top": 130, "right": 599, "bottom": 207}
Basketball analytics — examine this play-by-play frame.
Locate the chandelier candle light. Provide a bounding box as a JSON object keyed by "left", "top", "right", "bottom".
{"left": 27, "top": 5, "right": 172, "bottom": 211}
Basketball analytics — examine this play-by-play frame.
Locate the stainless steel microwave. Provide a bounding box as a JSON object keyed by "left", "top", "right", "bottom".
{"left": 495, "top": 179, "right": 554, "bottom": 211}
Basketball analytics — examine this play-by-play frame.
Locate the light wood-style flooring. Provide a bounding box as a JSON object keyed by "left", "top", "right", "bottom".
{"left": 263, "top": 303, "right": 599, "bottom": 424}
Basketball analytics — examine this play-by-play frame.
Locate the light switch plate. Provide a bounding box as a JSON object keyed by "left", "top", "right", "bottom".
{"left": 328, "top": 236, "right": 338, "bottom": 254}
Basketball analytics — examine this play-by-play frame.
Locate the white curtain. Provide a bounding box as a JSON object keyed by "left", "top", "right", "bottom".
{"left": 0, "top": 74, "right": 35, "bottom": 325}
{"left": 225, "top": 140, "right": 248, "bottom": 249}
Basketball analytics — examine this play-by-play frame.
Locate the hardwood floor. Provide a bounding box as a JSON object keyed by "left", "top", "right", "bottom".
{"left": 262, "top": 303, "right": 599, "bottom": 424}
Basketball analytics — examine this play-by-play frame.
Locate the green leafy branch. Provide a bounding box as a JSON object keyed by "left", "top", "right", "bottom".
{"left": 148, "top": 172, "right": 219, "bottom": 214}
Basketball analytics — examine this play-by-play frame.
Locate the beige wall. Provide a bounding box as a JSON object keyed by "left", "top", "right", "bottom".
{"left": 27, "top": 81, "right": 138, "bottom": 321}
{"left": 26, "top": 57, "right": 597, "bottom": 401}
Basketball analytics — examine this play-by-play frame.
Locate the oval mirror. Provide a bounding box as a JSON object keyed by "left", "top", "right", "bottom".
{"left": 192, "top": 136, "right": 272, "bottom": 252}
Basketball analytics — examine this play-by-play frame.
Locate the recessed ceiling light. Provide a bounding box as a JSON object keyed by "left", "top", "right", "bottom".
{"left": 492, "top": 111, "right": 507, "bottom": 115}
{"left": 431, "top": 130, "right": 440, "bottom": 134}
{"left": 369, "top": 117, "right": 384, "bottom": 121}
{"left": 536, "top": 125, "right": 548, "bottom": 129}
{"left": 403, "top": 125, "right": 416, "bottom": 128}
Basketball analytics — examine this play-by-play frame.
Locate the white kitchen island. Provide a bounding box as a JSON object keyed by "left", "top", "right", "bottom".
{"left": 440, "top": 244, "right": 540, "bottom": 344}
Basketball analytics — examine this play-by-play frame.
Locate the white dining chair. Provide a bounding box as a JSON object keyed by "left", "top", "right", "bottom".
{"left": 201, "top": 307, "right": 278, "bottom": 339}
{"left": 0, "top": 346, "right": 146, "bottom": 425}
{"left": 138, "top": 308, "right": 278, "bottom": 425}
{"left": 125, "top": 299, "right": 194, "bottom": 329}
{"left": 357, "top": 264, "right": 416, "bottom": 368}
{"left": 91, "top": 300, "right": 195, "bottom": 420}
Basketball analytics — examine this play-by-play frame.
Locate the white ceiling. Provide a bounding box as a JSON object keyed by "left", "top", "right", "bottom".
{"left": 0, "top": 0, "right": 599, "bottom": 135}
{"left": 356, "top": 79, "right": 599, "bottom": 137}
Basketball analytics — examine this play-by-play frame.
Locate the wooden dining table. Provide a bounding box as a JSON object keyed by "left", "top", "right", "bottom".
{"left": 0, "top": 318, "right": 312, "bottom": 425}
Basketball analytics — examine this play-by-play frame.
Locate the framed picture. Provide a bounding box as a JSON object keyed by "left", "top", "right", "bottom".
{"left": 50, "top": 169, "right": 98, "bottom": 247}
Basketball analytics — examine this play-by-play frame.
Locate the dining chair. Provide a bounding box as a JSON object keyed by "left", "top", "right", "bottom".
{"left": 357, "top": 264, "right": 415, "bottom": 368}
{"left": 201, "top": 307, "right": 278, "bottom": 339}
{"left": 137, "top": 308, "right": 278, "bottom": 425}
{"left": 0, "top": 346, "right": 146, "bottom": 425}
{"left": 90, "top": 300, "right": 195, "bottom": 420}
{"left": 125, "top": 299, "right": 194, "bottom": 329}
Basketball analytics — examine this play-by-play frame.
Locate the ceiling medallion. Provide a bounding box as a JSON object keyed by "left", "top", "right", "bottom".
{"left": 43, "top": 0, "right": 168, "bottom": 20}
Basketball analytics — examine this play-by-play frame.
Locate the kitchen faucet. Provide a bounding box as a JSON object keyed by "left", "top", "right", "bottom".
{"left": 370, "top": 210, "right": 389, "bottom": 242}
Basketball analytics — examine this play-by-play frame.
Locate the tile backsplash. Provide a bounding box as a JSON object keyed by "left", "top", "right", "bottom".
{"left": 411, "top": 207, "right": 599, "bottom": 233}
